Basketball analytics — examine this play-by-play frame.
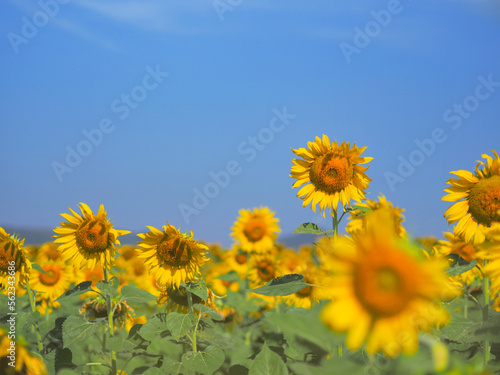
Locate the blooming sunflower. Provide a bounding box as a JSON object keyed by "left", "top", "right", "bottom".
{"left": 346, "top": 194, "right": 407, "bottom": 239}
{"left": 435, "top": 232, "right": 483, "bottom": 286}
{"left": 478, "top": 227, "right": 500, "bottom": 298}
{"left": 290, "top": 135, "right": 372, "bottom": 216}
{"left": 29, "top": 260, "right": 74, "bottom": 314}
{"left": 0, "top": 227, "right": 31, "bottom": 286}
{"left": 53, "top": 203, "right": 130, "bottom": 270}
{"left": 443, "top": 150, "right": 500, "bottom": 244}
{"left": 136, "top": 222, "right": 208, "bottom": 287}
{"left": 222, "top": 247, "right": 250, "bottom": 279}
{"left": 0, "top": 327, "right": 48, "bottom": 375}
{"left": 320, "top": 208, "right": 459, "bottom": 357}
{"left": 231, "top": 207, "right": 280, "bottom": 254}
{"left": 247, "top": 253, "right": 282, "bottom": 289}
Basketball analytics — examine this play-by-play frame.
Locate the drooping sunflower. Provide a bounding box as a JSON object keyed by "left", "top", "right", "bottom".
{"left": 30, "top": 260, "right": 74, "bottom": 314}
{"left": 136, "top": 222, "right": 208, "bottom": 287}
{"left": 346, "top": 194, "right": 407, "bottom": 239}
{"left": 157, "top": 284, "right": 216, "bottom": 314}
{"left": 320, "top": 208, "right": 459, "bottom": 357}
{"left": 80, "top": 298, "right": 134, "bottom": 330}
{"left": 443, "top": 150, "right": 500, "bottom": 244}
{"left": 290, "top": 135, "right": 372, "bottom": 216}
{"left": 0, "top": 227, "right": 31, "bottom": 286}
{"left": 0, "top": 327, "right": 48, "bottom": 375}
{"left": 53, "top": 203, "right": 130, "bottom": 270}
{"left": 231, "top": 207, "right": 280, "bottom": 254}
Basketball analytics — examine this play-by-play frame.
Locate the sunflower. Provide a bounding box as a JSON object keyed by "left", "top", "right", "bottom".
{"left": 478, "top": 227, "right": 500, "bottom": 298}
{"left": 0, "top": 227, "right": 31, "bottom": 286}
{"left": 443, "top": 150, "right": 500, "bottom": 244}
{"left": 29, "top": 260, "right": 74, "bottom": 314}
{"left": 346, "top": 194, "right": 407, "bottom": 239}
{"left": 284, "top": 266, "right": 331, "bottom": 309}
{"left": 435, "top": 232, "right": 483, "bottom": 286}
{"left": 247, "top": 253, "right": 282, "bottom": 289}
{"left": 35, "top": 242, "right": 63, "bottom": 264}
{"left": 0, "top": 327, "right": 48, "bottom": 375}
{"left": 53, "top": 203, "right": 130, "bottom": 270}
{"left": 157, "top": 284, "right": 216, "bottom": 314}
{"left": 136, "top": 222, "right": 208, "bottom": 287}
{"left": 290, "top": 135, "right": 372, "bottom": 216}
{"left": 222, "top": 247, "right": 250, "bottom": 279}
{"left": 320, "top": 208, "right": 459, "bottom": 357}
{"left": 80, "top": 298, "right": 134, "bottom": 330}
{"left": 231, "top": 207, "right": 280, "bottom": 254}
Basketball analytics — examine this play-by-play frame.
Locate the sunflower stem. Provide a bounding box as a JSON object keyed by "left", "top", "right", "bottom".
{"left": 186, "top": 290, "right": 198, "bottom": 353}
{"left": 333, "top": 210, "right": 338, "bottom": 237}
{"left": 102, "top": 256, "right": 117, "bottom": 373}
{"left": 26, "top": 280, "right": 44, "bottom": 355}
{"left": 483, "top": 262, "right": 490, "bottom": 364}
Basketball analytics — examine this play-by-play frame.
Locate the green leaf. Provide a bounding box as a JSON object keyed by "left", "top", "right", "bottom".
{"left": 143, "top": 367, "right": 165, "bottom": 375}
{"left": 193, "top": 303, "right": 223, "bottom": 321}
{"left": 229, "top": 364, "right": 250, "bottom": 375}
{"left": 166, "top": 312, "right": 197, "bottom": 338}
{"left": 446, "top": 259, "right": 478, "bottom": 277}
{"left": 293, "top": 223, "right": 331, "bottom": 235}
{"left": 251, "top": 274, "right": 315, "bottom": 297}
{"left": 119, "top": 285, "right": 156, "bottom": 304}
{"left": 18, "top": 310, "right": 41, "bottom": 331}
{"left": 56, "top": 281, "right": 93, "bottom": 301}
{"left": 182, "top": 345, "right": 225, "bottom": 375}
{"left": 139, "top": 315, "right": 169, "bottom": 341}
{"left": 31, "top": 263, "right": 46, "bottom": 274}
{"left": 96, "top": 276, "right": 120, "bottom": 298}
{"left": 349, "top": 205, "right": 373, "bottom": 217}
{"left": 62, "top": 316, "right": 97, "bottom": 348}
{"left": 249, "top": 343, "right": 288, "bottom": 375}
{"left": 184, "top": 279, "right": 208, "bottom": 302}
{"left": 267, "top": 305, "right": 342, "bottom": 351}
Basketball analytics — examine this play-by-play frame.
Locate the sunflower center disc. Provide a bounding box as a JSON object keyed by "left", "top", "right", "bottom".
{"left": 354, "top": 253, "right": 417, "bottom": 317}
{"left": 257, "top": 261, "right": 275, "bottom": 281}
{"left": 157, "top": 236, "right": 192, "bottom": 267}
{"left": 0, "top": 240, "right": 17, "bottom": 272}
{"left": 244, "top": 219, "right": 267, "bottom": 242}
{"left": 468, "top": 175, "right": 500, "bottom": 226}
{"left": 309, "top": 152, "right": 354, "bottom": 193}
{"left": 75, "top": 219, "right": 110, "bottom": 254}
{"left": 235, "top": 253, "right": 247, "bottom": 264}
{"left": 40, "top": 266, "right": 61, "bottom": 286}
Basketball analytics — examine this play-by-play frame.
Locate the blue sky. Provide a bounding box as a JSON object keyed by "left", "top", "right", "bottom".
{"left": 1, "top": 0, "right": 500, "bottom": 247}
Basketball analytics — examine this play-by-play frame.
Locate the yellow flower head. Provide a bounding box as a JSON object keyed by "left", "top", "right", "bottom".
{"left": 247, "top": 253, "right": 282, "bottom": 289}
{"left": 231, "top": 207, "right": 280, "bottom": 254}
{"left": 0, "top": 227, "right": 31, "bottom": 286}
{"left": 290, "top": 135, "right": 372, "bottom": 216}
{"left": 320, "top": 208, "right": 458, "bottom": 357}
{"left": 346, "top": 194, "right": 407, "bottom": 239}
{"left": 53, "top": 203, "right": 130, "bottom": 270}
{"left": 29, "top": 260, "right": 74, "bottom": 311}
{"left": 443, "top": 150, "right": 500, "bottom": 244}
{"left": 136, "top": 222, "right": 208, "bottom": 287}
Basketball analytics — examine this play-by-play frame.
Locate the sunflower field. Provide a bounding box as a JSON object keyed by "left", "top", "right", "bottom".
{"left": 2, "top": 135, "right": 500, "bottom": 375}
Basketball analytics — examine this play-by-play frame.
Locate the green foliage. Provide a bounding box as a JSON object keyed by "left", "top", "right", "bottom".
{"left": 446, "top": 260, "right": 478, "bottom": 277}
{"left": 293, "top": 223, "right": 332, "bottom": 235}
{"left": 249, "top": 343, "right": 288, "bottom": 375}
{"left": 62, "top": 316, "right": 99, "bottom": 348}
{"left": 182, "top": 345, "right": 225, "bottom": 374}
{"left": 250, "top": 274, "right": 315, "bottom": 297}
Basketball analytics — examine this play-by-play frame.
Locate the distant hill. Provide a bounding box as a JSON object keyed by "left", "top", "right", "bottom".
{"left": 1, "top": 226, "right": 318, "bottom": 249}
